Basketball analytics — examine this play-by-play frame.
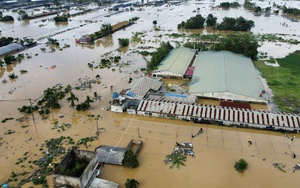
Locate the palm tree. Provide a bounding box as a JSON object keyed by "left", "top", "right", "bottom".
{"left": 125, "top": 179, "right": 139, "bottom": 188}
{"left": 84, "top": 96, "right": 93, "bottom": 107}
{"left": 43, "top": 88, "right": 59, "bottom": 109}
{"left": 67, "top": 92, "right": 79, "bottom": 107}
{"left": 164, "top": 150, "right": 186, "bottom": 169}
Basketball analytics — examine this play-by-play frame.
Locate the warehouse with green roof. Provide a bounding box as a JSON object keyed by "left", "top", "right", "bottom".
{"left": 152, "top": 47, "right": 196, "bottom": 78}
{"left": 189, "top": 51, "right": 268, "bottom": 104}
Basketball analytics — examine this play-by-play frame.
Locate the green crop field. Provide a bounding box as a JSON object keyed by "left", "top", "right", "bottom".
{"left": 254, "top": 51, "right": 300, "bottom": 113}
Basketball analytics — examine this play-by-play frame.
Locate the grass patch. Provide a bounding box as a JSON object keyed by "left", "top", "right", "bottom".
{"left": 254, "top": 51, "right": 300, "bottom": 113}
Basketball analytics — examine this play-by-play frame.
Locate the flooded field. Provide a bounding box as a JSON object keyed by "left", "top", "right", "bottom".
{"left": 1, "top": 0, "right": 300, "bottom": 187}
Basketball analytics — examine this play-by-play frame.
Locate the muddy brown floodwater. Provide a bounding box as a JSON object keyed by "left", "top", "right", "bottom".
{"left": 1, "top": 0, "right": 300, "bottom": 187}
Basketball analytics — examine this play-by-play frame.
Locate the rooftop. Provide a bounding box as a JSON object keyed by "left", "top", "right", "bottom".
{"left": 0, "top": 43, "right": 24, "bottom": 56}
{"left": 125, "top": 77, "right": 163, "bottom": 100}
{"left": 153, "top": 47, "right": 196, "bottom": 78}
{"left": 189, "top": 51, "right": 268, "bottom": 103}
{"left": 95, "top": 145, "right": 127, "bottom": 165}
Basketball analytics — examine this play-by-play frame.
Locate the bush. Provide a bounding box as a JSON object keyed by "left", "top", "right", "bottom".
{"left": 125, "top": 178, "right": 139, "bottom": 188}
{"left": 123, "top": 150, "right": 139, "bottom": 168}
{"left": 234, "top": 158, "right": 248, "bottom": 173}
{"left": 53, "top": 15, "right": 68, "bottom": 22}
{"left": 118, "top": 38, "right": 130, "bottom": 47}
{"left": 0, "top": 15, "right": 14, "bottom": 21}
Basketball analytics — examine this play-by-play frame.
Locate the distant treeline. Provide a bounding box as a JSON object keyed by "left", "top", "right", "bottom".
{"left": 219, "top": 2, "right": 240, "bottom": 9}
{"left": 178, "top": 14, "right": 254, "bottom": 32}
{"left": 283, "top": 6, "right": 300, "bottom": 16}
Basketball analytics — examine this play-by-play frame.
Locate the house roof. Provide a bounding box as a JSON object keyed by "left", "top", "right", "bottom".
{"left": 189, "top": 51, "right": 268, "bottom": 103}
{"left": 125, "top": 77, "right": 163, "bottom": 100}
{"left": 90, "top": 178, "right": 118, "bottom": 188}
{"left": 153, "top": 47, "right": 196, "bottom": 77}
{"left": 0, "top": 43, "right": 24, "bottom": 56}
{"left": 95, "top": 145, "right": 126, "bottom": 165}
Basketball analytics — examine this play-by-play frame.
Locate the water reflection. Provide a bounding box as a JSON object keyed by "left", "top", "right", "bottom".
{"left": 101, "top": 35, "right": 114, "bottom": 48}
{"left": 6, "top": 64, "right": 13, "bottom": 72}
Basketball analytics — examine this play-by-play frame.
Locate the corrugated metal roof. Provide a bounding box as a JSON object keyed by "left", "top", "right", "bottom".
{"left": 154, "top": 47, "right": 196, "bottom": 77}
{"left": 0, "top": 43, "right": 24, "bottom": 56}
{"left": 125, "top": 77, "right": 162, "bottom": 100}
{"left": 137, "top": 99, "right": 300, "bottom": 129}
{"left": 95, "top": 145, "right": 126, "bottom": 165}
{"left": 189, "top": 51, "right": 268, "bottom": 103}
{"left": 90, "top": 178, "right": 118, "bottom": 188}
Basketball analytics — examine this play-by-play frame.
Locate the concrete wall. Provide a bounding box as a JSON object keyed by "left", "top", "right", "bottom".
{"left": 53, "top": 174, "right": 81, "bottom": 188}
{"left": 75, "top": 150, "right": 95, "bottom": 161}
{"left": 80, "top": 155, "right": 99, "bottom": 188}
{"left": 127, "top": 109, "right": 136, "bottom": 114}
{"left": 111, "top": 105, "right": 123, "bottom": 113}
{"left": 53, "top": 150, "right": 98, "bottom": 188}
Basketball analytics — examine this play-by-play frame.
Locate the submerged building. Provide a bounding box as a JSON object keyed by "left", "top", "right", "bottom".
{"left": 0, "top": 43, "right": 24, "bottom": 56}
{"left": 152, "top": 47, "right": 196, "bottom": 79}
{"left": 189, "top": 51, "right": 268, "bottom": 104}
{"left": 52, "top": 150, "right": 118, "bottom": 188}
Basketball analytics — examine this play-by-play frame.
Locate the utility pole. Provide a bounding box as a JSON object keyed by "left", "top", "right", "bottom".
{"left": 29, "top": 98, "right": 35, "bottom": 121}
{"left": 138, "top": 127, "right": 141, "bottom": 138}
{"left": 95, "top": 116, "right": 99, "bottom": 138}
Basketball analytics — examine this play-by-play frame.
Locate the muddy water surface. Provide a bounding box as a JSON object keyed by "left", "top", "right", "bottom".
{"left": 1, "top": 0, "right": 300, "bottom": 187}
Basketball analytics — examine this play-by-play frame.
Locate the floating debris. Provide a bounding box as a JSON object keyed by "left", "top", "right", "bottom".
{"left": 273, "top": 163, "right": 286, "bottom": 173}
{"left": 174, "top": 142, "right": 195, "bottom": 157}
{"left": 293, "top": 164, "right": 300, "bottom": 173}
{"left": 1, "top": 117, "right": 14, "bottom": 123}
{"left": 192, "top": 128, "right": 203, "bottom": 138}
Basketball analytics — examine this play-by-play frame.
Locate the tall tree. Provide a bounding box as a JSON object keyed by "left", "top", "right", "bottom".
{"left": 18, "top": 10, "right": 28, "bottom": 20}
{"left": 211, "top": 34, "right": 259, "bottom": 60}
{"left": 67, "top": 92, "right": 79, "bottom": 107}
{"left": 100, "top": 24, "right": 112, "bottom": 36}
{"left": 206, "top": 14, "right": 217, "bottom": 27}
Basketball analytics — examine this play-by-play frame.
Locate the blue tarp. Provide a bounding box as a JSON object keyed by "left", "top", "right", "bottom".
{"left": 165, "top": 93, "right": 186, "bottom": 98}
{"left": 126, "top": 91, "right": 135, "bottom": 97}
{"left": 113, "top": 92, "right": 119, "bottom": 99}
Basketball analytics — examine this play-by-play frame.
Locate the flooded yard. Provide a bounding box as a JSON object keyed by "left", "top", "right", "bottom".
{"left": 1, "top": 0, "right": 300, "bottom": 187}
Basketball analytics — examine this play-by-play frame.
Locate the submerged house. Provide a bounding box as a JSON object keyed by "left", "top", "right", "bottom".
{"left": 52, "top": 149, "right": 118, "bottom": 188}
{"left": 76, "top": 35, "right": 91, "bottom": 44}
{"left": 152, "top": 47, "right": 196, "bottom": 79}
{"left": 111, "top": 77, "right": 162, "bottom": 113}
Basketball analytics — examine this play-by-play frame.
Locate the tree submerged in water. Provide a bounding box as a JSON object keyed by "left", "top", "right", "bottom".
{"left": 123, "top": 150, "right": 139, "bottom": 168}
{"left": 164, "top": 150, "right": 186, "bottom": 169}
{"left": 125, "top": 178, "right": 139, "bottom": 188}
{"left": 234, "top": 158, "right": 248, "bottom": 173}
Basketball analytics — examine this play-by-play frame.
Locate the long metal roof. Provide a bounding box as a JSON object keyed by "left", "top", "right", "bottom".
{"left": 153, "top": 47, "right": 196, "bottom": 77}
{"left": 137, "top": 99, "right": 300, "bottom": 129}
{"left": 0, "top": 43, "right": 23, "bottom": 56}
{"left": 189, "top": 51, "right": 268, "bottom": 103}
